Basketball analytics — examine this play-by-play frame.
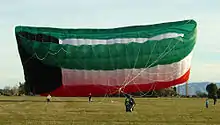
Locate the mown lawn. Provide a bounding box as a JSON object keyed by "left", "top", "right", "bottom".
{"left": 0, "top": 96, "right": 219, "bottom": 125}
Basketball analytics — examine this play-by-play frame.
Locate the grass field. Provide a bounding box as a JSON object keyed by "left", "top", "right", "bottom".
{"left": 0, "top": 96, "right": 219, "bottom": 125}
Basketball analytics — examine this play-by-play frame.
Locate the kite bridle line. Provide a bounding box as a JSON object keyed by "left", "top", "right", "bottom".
{"left": 118, "top": 34, "right": 158, "bottom": 96}
{"left": 110, "top": 31, "right": 158, "bottom": 97}
{"left": 104, "top": 35, "right": 183, "bottom": 97}
{"left": 118, "top": 36, "right": 181, "bottom": 97}
{"left": 127, "top": 37, "right": 184, "bottom": 97}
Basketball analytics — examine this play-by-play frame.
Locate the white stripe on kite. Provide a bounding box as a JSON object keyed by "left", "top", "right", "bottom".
{"left": 59, "top": 33, "right": 184, "bottom": 45}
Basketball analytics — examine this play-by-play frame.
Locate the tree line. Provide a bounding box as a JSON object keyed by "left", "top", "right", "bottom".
{"left": 0, "top": 82, "right": 32, "bottom": 96}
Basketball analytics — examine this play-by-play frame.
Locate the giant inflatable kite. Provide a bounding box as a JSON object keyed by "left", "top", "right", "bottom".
{"left": 15, "top": 19, "right": 197, "bottom": 96}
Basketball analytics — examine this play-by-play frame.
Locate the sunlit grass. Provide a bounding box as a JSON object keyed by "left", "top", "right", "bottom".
{"left": 0, "top": 96, "right": 219, "bottom": 125}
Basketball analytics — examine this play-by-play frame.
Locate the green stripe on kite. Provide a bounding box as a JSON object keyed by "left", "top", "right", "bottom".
{"left": 16, "top": 19, "right": 196, "bottom": 70}
{"left": 15, "top": 20, "right": 196, "bottom": 40}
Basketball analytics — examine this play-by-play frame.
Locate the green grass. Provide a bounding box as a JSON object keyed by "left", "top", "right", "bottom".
{"left": 0, "top": 96, "right": 219, "bottom": 125}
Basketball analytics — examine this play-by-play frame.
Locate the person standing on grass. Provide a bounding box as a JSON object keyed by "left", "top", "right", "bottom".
{"left": 124, "top": 94, "right": 135, "bottom": 112}
{"left": 130, "top": 96, "right": 136, "bottom": 111}
{"left": 46, "top": 94, "right": 51, "bottom": 102}
{"left": 205, "top": 98, "right": 209, "bottom": 108}
{"left": 213, "top": 95, "right": 217, "bottom": 105}
{"left": 88, "top": 93, "right": 92, "bottom": 102}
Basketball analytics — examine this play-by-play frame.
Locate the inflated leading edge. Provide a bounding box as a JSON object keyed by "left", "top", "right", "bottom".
{"left": 15, "top": 19, "right": 197, "bottom": 96}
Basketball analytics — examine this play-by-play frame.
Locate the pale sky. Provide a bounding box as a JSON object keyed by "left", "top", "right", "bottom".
{"left": 0, "top": 0, "right": 220, "bottom": 88}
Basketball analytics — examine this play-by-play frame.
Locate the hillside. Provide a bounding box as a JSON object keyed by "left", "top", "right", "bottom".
{"left": 177, "top": 82, "right": 220, "bottom": 95}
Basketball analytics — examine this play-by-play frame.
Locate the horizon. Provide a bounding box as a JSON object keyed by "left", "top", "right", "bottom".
{"left": 0, "top": 0, "right": 220, "bottom": 88}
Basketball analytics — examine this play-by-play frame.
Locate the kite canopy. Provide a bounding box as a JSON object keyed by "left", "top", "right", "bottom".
{"left": 15, "top": 19, "right": 197, "bottom": 96}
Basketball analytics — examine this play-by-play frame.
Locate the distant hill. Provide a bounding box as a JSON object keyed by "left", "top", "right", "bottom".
{"left": 177, "top": 82, "right": 220, "bottom": 95}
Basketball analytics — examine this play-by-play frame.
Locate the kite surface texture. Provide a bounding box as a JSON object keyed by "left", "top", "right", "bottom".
{"left": 15, "top": 19, "right": 197, "bottom": 96}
